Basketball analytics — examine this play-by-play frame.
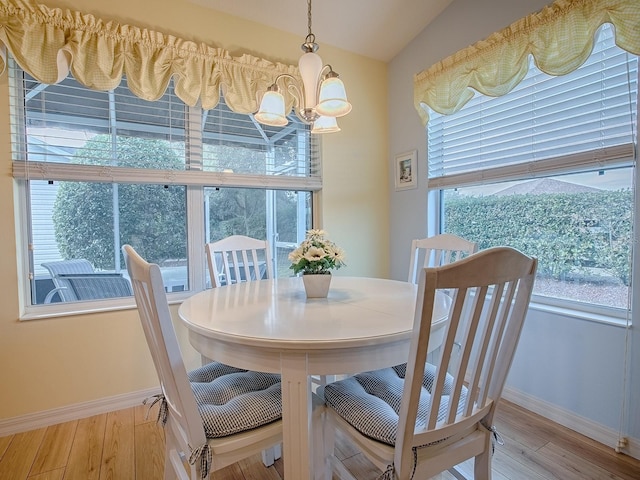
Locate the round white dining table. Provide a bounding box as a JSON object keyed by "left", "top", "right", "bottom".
{"left": 178, "top": 276, "right": 450, "bottom": 480}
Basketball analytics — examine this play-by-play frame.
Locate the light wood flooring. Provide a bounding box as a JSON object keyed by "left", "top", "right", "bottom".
{"left": 1, "top": 400, "right": 639, "bottom": 479}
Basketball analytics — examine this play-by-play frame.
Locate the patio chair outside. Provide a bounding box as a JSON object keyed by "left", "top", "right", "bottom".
{"left": 42, "top": 259, "right": 132, "bottom": 303}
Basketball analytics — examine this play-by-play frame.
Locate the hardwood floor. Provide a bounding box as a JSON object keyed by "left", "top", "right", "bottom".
{"left": 1, "top": 400, "right": 638, "bottom": 479}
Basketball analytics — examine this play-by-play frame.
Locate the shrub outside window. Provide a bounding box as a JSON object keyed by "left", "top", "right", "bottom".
{"left": 439, "top": 169, "right": 633, "bottom": 309}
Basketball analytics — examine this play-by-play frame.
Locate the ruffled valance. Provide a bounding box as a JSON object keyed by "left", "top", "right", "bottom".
{"left": 0, "top": 0, "right": 300, "bottom": 113}
{"left": 414, "top": 0, "right": 640, "bottom": 125}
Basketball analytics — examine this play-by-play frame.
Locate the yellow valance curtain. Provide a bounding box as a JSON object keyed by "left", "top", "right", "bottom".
{"left": 0, "top": 0, "right": 300, "bottom": 113}
{"left": 413, "top": 0, "right": 640, "bottom": 125}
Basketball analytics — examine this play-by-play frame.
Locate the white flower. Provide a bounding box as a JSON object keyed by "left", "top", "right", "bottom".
{"left": 307, "top": 229, "right": 326, "bottom": 238}
{"left": 288, "top": 248, "right": 304, "bottom": 263}
{"left": 304, "top": 246, "right": 328, "bottom": 262}
{"left": 327, "top": 245, "right": 346, "bottom": 263}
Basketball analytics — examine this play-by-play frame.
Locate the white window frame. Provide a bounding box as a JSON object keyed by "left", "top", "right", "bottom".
{"left": 426, "top": 24, "right": 637, "bottom": 322}
{"left": 9, "top": 61, "right": 321, "bottom": 319}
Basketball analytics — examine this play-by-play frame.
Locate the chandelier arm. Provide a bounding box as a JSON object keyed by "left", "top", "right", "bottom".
{"left": 285, "top": 83, "right": 303, "bottom": 109}
{"left": 316, "top": 64, "right": 333, "bottom": 98}
{"left": 270, "top": 73, "right": 308, "bottom": 122}
{"left": 271, "top": 73, "right": 302, "bottom": 105}
{"left": 271, "top": 73, "right": 297, "bottom": 86}
{"left": 323, "top": 65, "right": 337, "bottom": 76}
{"left": 309, "top": 64, "right": 335, "bottom": 102}
{"left": 286, "top": 83, "right": 318, "bottom": 125}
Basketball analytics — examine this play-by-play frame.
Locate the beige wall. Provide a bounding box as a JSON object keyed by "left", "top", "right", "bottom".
{"left": 0, "top": 0, "right": 388, "bottom": 420}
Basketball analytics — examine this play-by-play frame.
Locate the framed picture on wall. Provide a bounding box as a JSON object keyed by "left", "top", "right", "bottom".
{"left": 394, "top": 150, "right": 417, "bottom": 191}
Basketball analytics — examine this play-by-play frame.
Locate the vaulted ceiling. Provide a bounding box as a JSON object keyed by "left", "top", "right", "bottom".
{"left": 187, "top": 0, "right": 454, "bottom": 62}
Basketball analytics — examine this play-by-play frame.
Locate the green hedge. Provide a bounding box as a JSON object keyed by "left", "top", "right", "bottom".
{"left": 444, "top": 189, "right": 632, "bottom": 285}
{"left": 53, "top": 136, "right": 187, "bottom": 269}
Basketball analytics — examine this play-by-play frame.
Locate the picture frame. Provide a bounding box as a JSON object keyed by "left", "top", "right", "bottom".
{"left": 394, "top": 150, "right": 417, "bottom": 191}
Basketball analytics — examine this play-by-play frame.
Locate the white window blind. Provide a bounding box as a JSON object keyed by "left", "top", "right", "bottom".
{"left": 10, "top": 63, "right": 321, "bottom": 191}
{"left": 427, "top": 24, "right": 638, "bottom": 189}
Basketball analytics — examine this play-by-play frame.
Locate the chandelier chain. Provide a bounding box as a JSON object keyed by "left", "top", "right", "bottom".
{"left": 307, "top": 0, "right": 313, "bottom": 37}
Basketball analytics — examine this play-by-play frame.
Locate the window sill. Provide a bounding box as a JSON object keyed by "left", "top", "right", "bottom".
{"left": 19, "top": 291, "right": 193, "bottom": 321}
{"left": 528, "top": 299, "right": 631, "bottom": 328}
{"left": 20, "top": 290, "right": 630, "bottom": 328}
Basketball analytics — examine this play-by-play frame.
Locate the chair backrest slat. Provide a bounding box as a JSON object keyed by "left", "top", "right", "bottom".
{"left": 464, "top": 282, "right": 504, "bottom": 417}
{"left": 205, "top": 235, "right": 273, "bottom": 288}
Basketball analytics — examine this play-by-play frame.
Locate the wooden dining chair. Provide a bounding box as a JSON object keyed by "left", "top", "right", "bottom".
{"left": 408, "top": 233, "right": 478, "bottom": 284}
{"left": 322, "top": 246, "right": 537, "bottom": 480}
{"left": 122, "top": 244, "right": 283, "bottom": 479}
{"left": 205, "top": 235, "right": 273, "bottom": 288}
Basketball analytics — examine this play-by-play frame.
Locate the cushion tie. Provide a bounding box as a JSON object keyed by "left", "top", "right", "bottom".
{"left": 376, "top": 448, "right": 419, "bottom": 480}
{"left": 143, "top": 393, "right": 168, "bottom": 426}
{"left": 480, "top": 421, "right": 504, "bottom": 453}
{"left": 188, "top": 443, "right": 212, "bottom": 479}
{"left": 378, "top": 464, "right": 395, "bottom": 479}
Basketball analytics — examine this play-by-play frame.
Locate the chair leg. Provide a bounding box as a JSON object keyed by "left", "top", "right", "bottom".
{"left": 164, "top": 446, "right": 187, "bottom": 480}
{"left": 473, "top": 433, "right": 493, "bottom": 480}
{"left": 447, "top": 466, "right": 468, "bottom": 480}
{"left": 261, "top": 445, "right": 281, "bottom": 466}
{"left": 323, "top": 411, "right": 359, "bottom": 480}
{"left": 313, "top": 398, "right": 329, "bottom": 480}
{"left": 163, "top": 445, "right": 174, "bottom": 480}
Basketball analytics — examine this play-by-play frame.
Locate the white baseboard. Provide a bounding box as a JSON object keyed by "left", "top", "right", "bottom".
{"left": 0, "top": 387, "right": 160, "bottom": 437}
{"left": 2, "top": 386, "right": 639, "bottom": 462}
{"left": 503, "top": 386, "right": 639, "bottom": 460}
{"left": 626, "top": 436, "right": 640, "bottom": 461}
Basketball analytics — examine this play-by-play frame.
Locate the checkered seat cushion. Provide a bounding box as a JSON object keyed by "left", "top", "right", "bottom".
{"left": 187, "top": 362, "right": 282, "bottom": 438}
{"left": 323, "top": 363, "right": 467, "bottom": 445}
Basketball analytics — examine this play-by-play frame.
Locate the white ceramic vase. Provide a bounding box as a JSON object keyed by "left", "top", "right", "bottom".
{"left": 302, "top": 273, "right": 332, "bottom": 298}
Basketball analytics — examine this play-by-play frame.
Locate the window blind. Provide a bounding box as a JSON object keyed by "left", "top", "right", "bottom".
{"left": 427, "top": 24, "right": 637, "bottom": 189}
{"left": 10, "top": 60, "right": 321, "bottom": 191}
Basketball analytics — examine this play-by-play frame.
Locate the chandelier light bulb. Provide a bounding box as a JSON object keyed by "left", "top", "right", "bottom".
{"left": 316, "top": 75, "right": 352, "bottom": 117}
{"left": 254, "top": 89, "right": 288, "bottom": 127}
{"left": 311, "top": 116, "right": 341, "bottom": 134}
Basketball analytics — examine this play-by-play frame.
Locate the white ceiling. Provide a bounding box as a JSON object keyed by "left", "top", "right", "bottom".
{"left": 188, "top": 0, "right": 454, "bottom": 62}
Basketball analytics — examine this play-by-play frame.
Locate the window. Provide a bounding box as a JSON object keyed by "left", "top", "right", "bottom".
{"left": 10, "top": 60, "right": 319, "bottom": 313}
{"left": 427, "top": 24, "right": 637, "bottom": 312}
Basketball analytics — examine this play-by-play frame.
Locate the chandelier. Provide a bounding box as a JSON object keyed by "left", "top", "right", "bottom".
{"left": 254, "top": 0, "right": 352, "bottom": 134}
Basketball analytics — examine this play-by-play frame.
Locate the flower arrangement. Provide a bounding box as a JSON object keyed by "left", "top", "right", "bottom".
{"left": 289, "top": 229, "right": 346, "bottom": 275}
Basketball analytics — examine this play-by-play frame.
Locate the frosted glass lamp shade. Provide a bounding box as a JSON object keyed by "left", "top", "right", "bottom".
{"left": 311, "top": 116, "right": 340, "bottom": 134}
{"left": 255, "top": 90, "right": 288, "bottom": 126}
{"left": 299, "top": 51, "right": 324, "bottom": 108}
{"left": 316, "top": 76, "right": 352, "bottom": 117}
